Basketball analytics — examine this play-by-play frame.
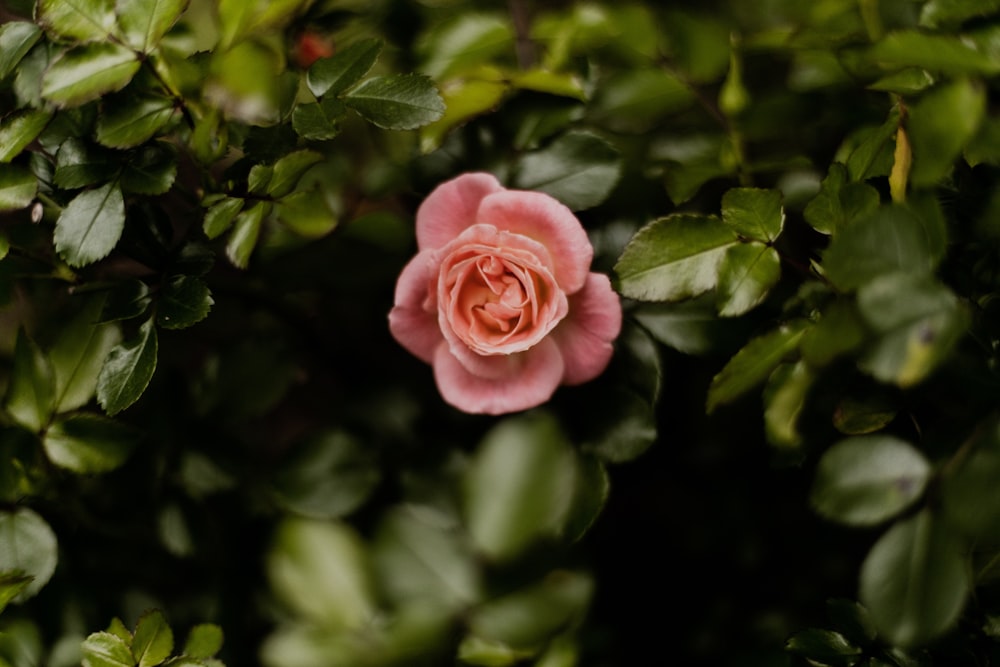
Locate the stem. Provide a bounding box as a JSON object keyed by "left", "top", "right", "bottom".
{"left": 507, "top": 0, "right": 537, "bottom": 69}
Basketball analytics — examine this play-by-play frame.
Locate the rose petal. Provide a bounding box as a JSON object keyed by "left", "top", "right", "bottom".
{"left": 416, "top": 172, "right": 505, "bottom": 251}
{"left": 433, "top": 337, "right": 565, "bottom": 415}
{"left": 388, "top": 251, "right": 442, "bottom": 363}
{"left": 477, "top": 190, "right": 594, "bottom": 294}
{"left": 554, "top": 273, "right": 622, "bottom": 385}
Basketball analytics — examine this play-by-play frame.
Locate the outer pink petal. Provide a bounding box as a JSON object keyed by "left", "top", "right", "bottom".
{"left": 433, "top": 337, "right": 565, "bottom": 415}
{"left": 388, "top": 250, "right": 442, "bottom": 364}
{"left": 416, "top": 172, "right": 505, "bottom": 251}
{"left": 554, "top": 273, "right": 622, "bottom": 386}
{"left": 477, "top": 190, "right": 593, "bottom": 294}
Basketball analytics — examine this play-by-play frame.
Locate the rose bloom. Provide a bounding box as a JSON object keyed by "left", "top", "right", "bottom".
{"left": 389, "top": 172, "right": 622, "bottom": 415}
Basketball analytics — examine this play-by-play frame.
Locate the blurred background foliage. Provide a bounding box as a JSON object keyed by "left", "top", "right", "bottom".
{"left": 3, "top": 0, "right": 1000, "bottom": 665}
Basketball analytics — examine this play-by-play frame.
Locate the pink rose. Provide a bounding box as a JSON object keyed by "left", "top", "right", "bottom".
{"left": 389, "top": 172, "right": 622, "bottom": 415}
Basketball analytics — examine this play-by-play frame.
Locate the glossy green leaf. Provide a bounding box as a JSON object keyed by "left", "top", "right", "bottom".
{"left": 907, "top": 78, "right": 985, "bottom": 187}
{"left": 183, "top": 624, "right": 223, "bottom": 659}
{"left": 4, "top": 330, "right": 54, "bottom": 433}
{"left": 96, "top": 93, "right": 178, "bottom": 148}
{"left": 615, "top": 214, "right": 738, "bottom": 302}
{"left": 121, "top": 141, "right": 178, "bottom": 195}
{"left": 868, "top": 68, "right": 935, "bottom": 94}
{"left": 225, "top": 201, "right": 269, "bottom": 268}
{"left": 203, "top": 196, "right": 244, "bottom": 239}
{"left": 41, "top": 43, "right": 141, "bottom": 108}
{"left": 0, "top": 22, "right": 42, "bottom": 81}
{"left": 418, "top": 13, "right": 512, "bottom": 80}
{"left": 267, "top": 150, "right": 322, "bottom": 199}
{"left": 0, "top": 110, "right": 51, "bottom": 163}
{"left": 720, "top": 187, "right": 784, "bottom": 242}
{"left": 785, "top": 629, "right": 862, "bottom": 667}
{"left": 343, "top": 74, "right": 445, "bottom": 130}
{"left": 37, "top": 0, "right": 116, "bottom": 42}
{"left": 50, "top": 301, "right": 122, "bottom": 412}
{"left": 803, "top": 163, "right": 880, "bottom": 235}
{"left": 291, "top": 97, "right": 345, "bottom": 141}
{"left": 272, "top": 430, "right": 380, "bottom": 519}
{"left": 860, "top": 510, "right": 969, "bottom": 647}
{"left": 0, "top": 163, "right": 37, "bottom": 211}
{"left": 634, "top": 297, "right": 746, "bottom": 356}
{"left": 868, "top": 31, "right": 1000, "bottom": 75}
{"left": 941, "top": 421, "right": 1000, "bottom": 540}
{"left": 43, "top": 413, "right": 138, "bottom": 474}
{"left": 132, "top": 610, "right": 174, "bottom": 667}
{"left": 274, "top": 189, "right": 339, "bottom": 238}
{"left": 0, "top": 572, "right": 32, "bottom": 616}
{"left": 763, "top": 361, "right": 815, "bottom": 449}
{"left": 707, "top": 320, "right": 809, "bottom": 413}
{"left": 812, "top": 435, "right": 930, "bottom": 526}
{"left": 846, "top": 111, "right": 899, "bottom": 182}
{"left": 156, "top": 275, "right": 213, "bottom": 330}
{"left": 833, "top": 392, "right": 898, "bottom": 435}
{"left": 420, "top": 73, "right": 508, "bottom": 153}
{"left": 116, "top": 0, "right": 190, "bottom": 52}
{"left": 98, "top": 279, "right": 152, "bottom": 323}
{"left": 512, "top": 131, "right": 622, "bottom": 211}
{"left": 0, "top": 508, "right": 58, "bottom": 602}
{"left": 247, "top": 164, "right": 273, "bottom": 195}
{"left": 306, "top": 38, "right": 382, "bottom": 97}
{"left": 54, "top": 182, "right": 126, "bottom": 267}
{"left": 465, "top": 412, "right": 577, "bottom": 561}
{"left": 511, "top": 69, "right": 585, "bottom": 99}
{"left": 54, "top": 138, "right": 118, "bottom": 189}
{"left": 96, "top": 316, "right": 158, "bottom": 415}
{"left": 81, "top": 631, "right": 133, "bottom": 667}
{"left": 589, "top": 68, "right": 695, "bottom": 132}
{"left": 267, "top": 517, "right": 376, "bottom": 629}
{"left": 716, "top": 242, "right": 781, "bottom": 317}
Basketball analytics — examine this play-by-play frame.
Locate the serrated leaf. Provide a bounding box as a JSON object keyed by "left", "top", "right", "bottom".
{"left": 156, "top": 275, "right": 213, "bottom": 329}
{"left": 50, "top": 300, "right": 122, "bottom": 412}
{"left": 203, "top": 197, "right": 244, "bottom": 239}
{"left": 116, "top": 0, "right": 190, "bottom": 53}
{"left": 54, "top": 182, "right": 126, "bottom": 267}
{"left": 0, "top": 23, "right": 42, "bottom": 81}
{"left": 716, "top": 242, "right": 781, "bottom": 317}
{"left": 343, "top": 74, "right": 445, "bottom": 130}
{"left": 41, "top": 43, "right": 141, "bottom": 108}
{"left": 81, "top": 631, "right": 134, "bottom": 667}
{"left": 120, "top": 142, "right": 177, "bottom": 195}
{"left": 225, "top": 201, "right": 268, "bottom": 268}
{"left": 43, "top": 413, "right": 138, "bottom": 474}
{"left": 0, "top": 109, "right": 52, "bottom": 163}
{"left": 291, "top": 97, "right": 344, "bottom": 140}
{"left": 96, "top": 93, "right": 178, "bottom": 148}
{"left": 132, "top": 610, "right": 174, "bottom": 667}
{"left": 306, "top": 38, "right": 382, "bottom": 97}
{"left": 183, "top": 624, "right": 223, "bottom": 659}
{"left": 107, "top": 617, "right": 132, "bottom": 643}
{"left": 803, "top": 163, "right": 880, "bottom": 235}
{"left": 512, "top": 131, "right": 622, "bottom": 210}
{"left": 907, "top": 78, "right": 985, "bottom": 187}
{"left": 0, "top": 508, "right": 58, "bottom": 602}
{"left": 0, "top": 163, "right": 37, "bottom": 211}
{"left": 707, "top": 320, "right": 809, "bottom": 413}
{"left": 4, "top": 330, "right": 54, "bottom": 433}
{"left": 869, "top": 31, "right": 1000, "bottom": 75}
{"left": 54, "top": 138, "right": 118, "bottom": 189}
{"left": 811, "top": 435, "right": 930, "bottom": 526}
{"left": 720, "top": 187, "right": 784, "bottom": 242}
{"left": 614, "top": 214, "right": 738, "bottom": 302}
{"left": 860, "top": 510, "right": 969, "bottom": 647}
{"left": 96, "top": 316, "right": 158, "bottom": 416}
{"left": 267, "top": 150, "right": 322, "bottom": 199}
{"left": 37, "top": 0, "right": 116, "bottom": 42}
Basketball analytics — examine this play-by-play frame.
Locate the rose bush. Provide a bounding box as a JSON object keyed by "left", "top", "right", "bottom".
{"left": 389, "top": 172, "right": 621, "bottom": 415}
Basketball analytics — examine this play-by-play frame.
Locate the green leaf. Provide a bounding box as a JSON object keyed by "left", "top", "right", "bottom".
{"left": 372, "top": 505, "right": 481, "bottom": 611}
{"left": 247, "top": 164, "right": 272, "bottom": 195}
{"left": 720, "top": 187, "right": 784, "bottom": 242}
{"left": 564, "top": 456, "right": 610, "bottom": 542}
{"left": 116, "top": 0, "right": 190, "bottom": 53}
{"left": 0, "top": 508, "right": 58, "bottom": 602}
{"left": 589, "top": 67, "right": 695, "bottom": 132}
{"left": 107, "top": 617, "right": 132, "bottom": 643}
{"left": 98, "top": 279, "right": 152, "bottom": 323}
{"left": 343, "top": 74, "right": 445, "bottom": 130}
{"left": 54, "top": 138, "right": 118, "bottom": 190}
{"left": 706, "top": 320, "right": 809, "bottom": 413}
{"left": 43, "top": 413, "right": 138, "bottom": 474}
{"left": 846, "top": 110, "right": 899, "bottom": 182}
{"left": 0, "top": 163, "right": 37, "bottom": 211}
{"left": 634, "top": 297, "right": 747, "bottom": 356}
{"left": 183, "top": 625, "right": 223, "bottom": 659}
{"left": 465, "top": 412, "right": 577, "bottom": 561}
{"left": 859, "top": 510, "right": 969, "bottom": 647}
{"left": 291, "top": 97, "right": 345, "bottom": 141}
{"left": 941, "top": 420, "right": 1000, "bottom": 540}
{"left": 96, "top": 93, "right": 178, "bottom": 149}
{"left": 0, "top": 110, "right": 52, "bottom": 163}
{"left": 41, "top": 43, "right": 141, "bottom": 108}
{"left": 512, "top": 131, "right": 622, "bottom": 211}
{"left": 203, "top": 196, "right": 244, "bottom": 240}
{"left": 716, "top": 242, "right": 781, "bottom": 317}
{"left": 4, "top": 330, "right": 54, "bottom": 433}
{"left": 54, "top": 182, "right": 126, "bottom": 267}
{"left": 803, "top": 163, "right": 880, "bottom": 235}
{"left": 800, "top": 299, "right": 867, "bottom": 367}
{"left": 121, "top": 142, "right": 178, "bottom": 195}
{"left": 907, "top": 79, "right": 985, "bottom": 187}
{"left": 833, "top": 391, "right": 898, "bottom": 435}
{"left": 81, "top": 631, "right": 133, "bottom": 667}
{"left": 132, "top": 610, "right": 174, "bottom": 667}
{"left": 306, "top": 38, "right": 382, "bottom": 97}
{"left": 868, "top": 31, "right": 1000, "bottom": 75}
{"left": 419, "top": 71, "right": 509, "bottom": 153}
{"left": 868, "top": 68, "right": 935, "bottom": 95}
{"left": 785, "top": 629, "right": 862, "bottom": 667}
{"left": 0, "top": 572, "right": 32, "bottom": 616}
{"left": 50, "top": 300, "right": 122, "bottom": 412}
{"left": 96, "top": 316, "right": 158, "bottom": 416}
{"left": 274, "top": 189, "right": 339, "bottom": 238}
{"left": 418, "top": 13, "right": 512, "bottom": 80}
{"left": 267, "top": 150, "right": 322, "bottom": 199}
{"left": 225, "top": 201, "right": 268, "bottom": 268}
{"left": 763, "top": 361, "right": 815, "bottom": 449}
{"left": 615, "top": 214, "right": 738, "bottom": 302}
{"left": 37, "top": 0, "right": 116, "bottom": 42}
{"left": 156, "top": 275, "right": 213, "bottom": 330}
{"left": 0, "top": 22, "right": 42, "bottom": 81}
{"left": 811, "top": 435, "right": 930, "bottom": 526}
{"left": 272, "top": 430, "right": 380, "bottom": 520}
